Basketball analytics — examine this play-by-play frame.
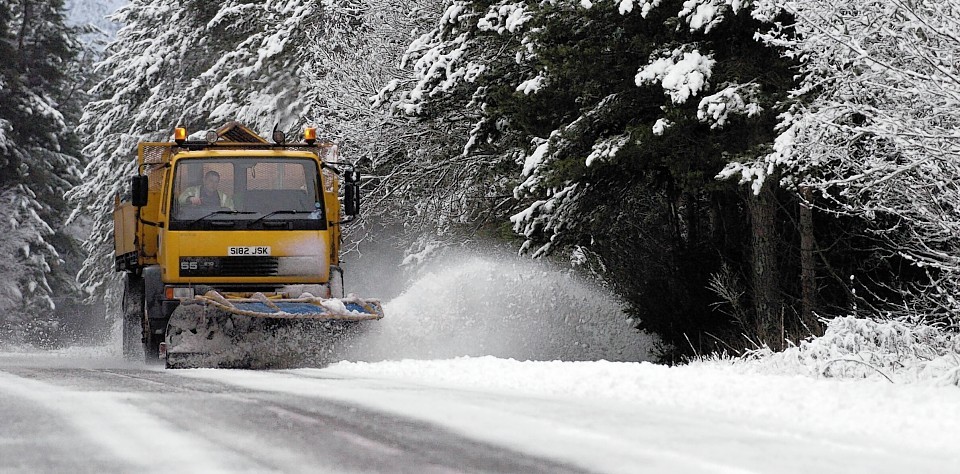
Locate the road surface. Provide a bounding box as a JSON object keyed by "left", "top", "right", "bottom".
{"left": 0, "top": 353, "right": 583, "bottom": 474}
{"left": 2, "top": 350, "right": 958, "bottom": 474}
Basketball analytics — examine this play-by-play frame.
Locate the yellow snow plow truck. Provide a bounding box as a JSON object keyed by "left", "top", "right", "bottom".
{"left": 113, "top": 122, "right": 383, "bottom": 368}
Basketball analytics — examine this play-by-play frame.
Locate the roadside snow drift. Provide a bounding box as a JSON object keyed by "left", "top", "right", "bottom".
{"left": 179, "top": 356, "right": 960, "bottom": 474}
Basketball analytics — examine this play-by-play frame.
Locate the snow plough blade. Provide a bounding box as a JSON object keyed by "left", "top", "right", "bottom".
{"left": 164, "top": 291, "right": 383, "bottom": 369}
{"left": 190, "top": 291, "right": 384, "bottom": 321}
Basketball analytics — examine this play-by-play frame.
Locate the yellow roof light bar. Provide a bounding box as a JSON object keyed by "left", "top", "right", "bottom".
{"left": 174, "top": 126, "right": 187, "bottom": 145}
{"left": 303, "top": 127, "right": 317, "bottom": 145}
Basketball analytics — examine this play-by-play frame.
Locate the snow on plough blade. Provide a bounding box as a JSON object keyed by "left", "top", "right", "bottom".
{"left": 189, "top": 291, "right": 384, "bottom": 321}
{"left": 163, "top": 291, "right": 383, "bottom": 369}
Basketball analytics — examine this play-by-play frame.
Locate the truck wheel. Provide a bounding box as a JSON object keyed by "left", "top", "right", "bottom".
{"left": 122, "top": 274, "right": 145, "bottom": 360}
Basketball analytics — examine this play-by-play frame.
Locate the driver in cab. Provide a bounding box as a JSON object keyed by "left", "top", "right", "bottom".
{"left": 178, "top": 170, "right": 234, "bottom": 209}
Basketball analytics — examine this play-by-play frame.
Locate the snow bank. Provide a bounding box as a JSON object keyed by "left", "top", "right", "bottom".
{"left": 722, "top": 316, "right": 960, "bottom": 386}
{"left": 182, "top": 356, "right": 960, "bottom": 472}
{"left": 324, "top": 355, "right": 960, "bottom": 456}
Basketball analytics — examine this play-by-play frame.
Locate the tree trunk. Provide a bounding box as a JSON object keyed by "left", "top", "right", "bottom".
{"left": 16, "top": 0, "right": 33, "bottom": 55}
{"left": 799, "top": 186, "right": 821, "bottom": 336}
{"left": 746, "top": 181, "right": 782, "bottom": 349}
{"left": 682, "top": 191, "right": 699, "bottom": 248}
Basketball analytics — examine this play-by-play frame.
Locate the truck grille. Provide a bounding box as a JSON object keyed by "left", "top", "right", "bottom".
{"left": 180, "top": 256, "right": 279, "bottom": 277}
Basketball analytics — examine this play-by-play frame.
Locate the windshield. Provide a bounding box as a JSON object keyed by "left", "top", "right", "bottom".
{"left": 169, "top": 157, "right": 325, "bottom": 230}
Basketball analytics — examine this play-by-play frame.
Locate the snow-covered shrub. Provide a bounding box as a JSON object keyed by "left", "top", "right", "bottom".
{"left": 735, "top": 317, "right": 960, "bottom": 386}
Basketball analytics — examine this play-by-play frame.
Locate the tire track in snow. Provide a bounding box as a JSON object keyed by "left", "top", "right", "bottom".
{"left": 0, "top": 370, "right": 263, "bottom": 473}
{"left": 178, "top": 369, "right": 761, "bottom": 474}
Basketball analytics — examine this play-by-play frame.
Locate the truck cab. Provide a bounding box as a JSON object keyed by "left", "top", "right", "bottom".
{"left": 114, "top": 123, "right": 362, "bottom": 361}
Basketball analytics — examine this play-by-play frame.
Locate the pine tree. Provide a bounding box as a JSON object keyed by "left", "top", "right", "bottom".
{"left": 0, "top": 0, "right": 82, "bottom": 344}
{"left": 384, "top": 0, "right": 810, "bottom": 356}
{"left": 367, "top": 0, "right": 535, "bottom": 257}
{"left": 303, "top": 0, "right": 495, "bottom": 257}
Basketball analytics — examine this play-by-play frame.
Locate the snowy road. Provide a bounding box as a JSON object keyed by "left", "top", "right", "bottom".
{"left": 0, "top": 353, "right": 583, "bottom": 474}
{"left": 2, "top": 259, "right": 958, "bottom": 473}
{"left": 1, "top": 350, "right": 958, "bottom": 474}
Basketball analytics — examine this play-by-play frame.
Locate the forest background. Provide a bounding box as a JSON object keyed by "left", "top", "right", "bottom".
{"left": 2, "top": 0, "right": 959, "bottom": 363}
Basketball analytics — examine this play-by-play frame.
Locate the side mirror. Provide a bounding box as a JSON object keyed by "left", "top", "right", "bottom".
{"left": 344, "top": 170, "right": 360, "bottom": 216}
{"left": 131, "top": 175, "right": 149, "bottom": 207}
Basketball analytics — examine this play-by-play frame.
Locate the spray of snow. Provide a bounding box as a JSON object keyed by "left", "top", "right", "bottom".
{"left": 340, "top": 253, "right": 654, "bottom": 363}
{"left": 16, "top": 250, "right": 650, "bottom": 367}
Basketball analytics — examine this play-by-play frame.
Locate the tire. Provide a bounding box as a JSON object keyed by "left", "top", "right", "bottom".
{"left": 121, "top": 274, "right": 145, "bottom": 361}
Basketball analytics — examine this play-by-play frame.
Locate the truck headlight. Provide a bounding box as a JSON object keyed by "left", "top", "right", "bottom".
{"left": 171, "top": 287, "right": 195, "bottom": 299}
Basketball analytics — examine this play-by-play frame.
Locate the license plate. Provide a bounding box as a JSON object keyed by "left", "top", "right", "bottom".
{"left": 228, "top": 246, "right": 271, "bottom": 256}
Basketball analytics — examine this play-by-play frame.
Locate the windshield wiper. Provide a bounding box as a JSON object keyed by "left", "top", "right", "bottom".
{"left": 188, "top": 210, "right": 256, "bottom": 226}
{"left": 248, "top": 210, "right": 315, "bottom": 227}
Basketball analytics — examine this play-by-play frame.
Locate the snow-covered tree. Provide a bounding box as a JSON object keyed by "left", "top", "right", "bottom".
{"left": 331, "top": 0, "right": 518, "bottom": 259}
{"left": 0, "top": 0, "right": 82, "bottom": 343}
{"left": 300, "top": 0, "right": 458, "bottom": 257}
{"left": 64, "top": 0, "right": 126, "bottom": 49}
{"left": 722, "top": 0, "right": 960, "bottom": 326}
{"left": 384, "top": 0, "right": 808, "bottom": 356}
